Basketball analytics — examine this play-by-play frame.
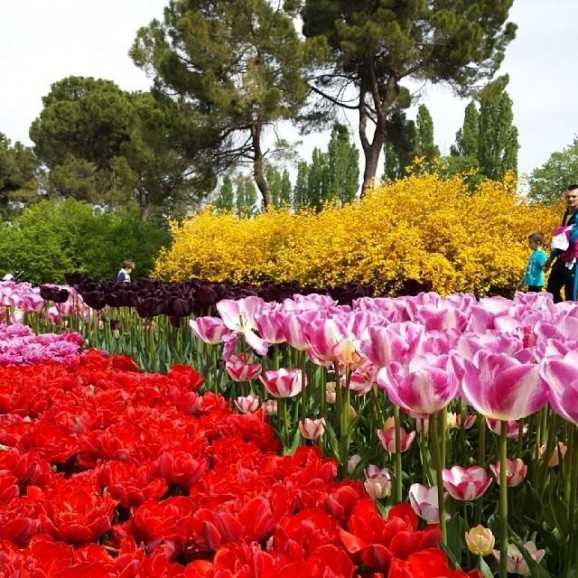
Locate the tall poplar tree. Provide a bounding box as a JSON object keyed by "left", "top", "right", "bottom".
{"left": 477, "top": 81, "right": 519, "bottom": 180}
{"left": 300, "top": 0, "right": 516, "bottom": 194}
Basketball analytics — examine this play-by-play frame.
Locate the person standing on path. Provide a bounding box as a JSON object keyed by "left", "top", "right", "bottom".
{"left": 517, "top": 232, "right": 547, "bottom": 293}
{"left": 544, "top": 184, "right": 578, "bottom": 302}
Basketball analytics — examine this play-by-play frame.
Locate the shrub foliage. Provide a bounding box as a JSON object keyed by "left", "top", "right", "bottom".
{"left": 154, "top": 173, "right": 560, "bottom": 296}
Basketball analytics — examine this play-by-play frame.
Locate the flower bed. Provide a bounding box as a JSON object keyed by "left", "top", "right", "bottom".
{"left": 0, "top": 350, "right": 469, "bottom": 577}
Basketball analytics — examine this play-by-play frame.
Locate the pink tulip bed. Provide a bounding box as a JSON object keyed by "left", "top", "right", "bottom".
{"left": 2, "top": 280, "right": 578, "bottom": 577}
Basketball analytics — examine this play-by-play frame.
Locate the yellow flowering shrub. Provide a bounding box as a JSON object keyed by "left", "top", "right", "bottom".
{"left": 154, "top": 173, "right": 560, "bottom": 296}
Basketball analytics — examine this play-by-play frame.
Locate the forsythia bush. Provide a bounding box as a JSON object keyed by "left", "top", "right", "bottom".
{"left": 154, "top": 172, "right": 561, "bottom": 296}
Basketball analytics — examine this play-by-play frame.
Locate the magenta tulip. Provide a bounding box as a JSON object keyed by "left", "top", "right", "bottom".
{"left": 377, "top": 354, "right": 459, "bottom": 416}
{"left": 460, "top": 351, "right": 548, "bottom": 420}
{"left": 442, "top": 465, "right": 492, "bottom": 501}
{"left": 540, "top": 349, "right": 578, "bottom": 425}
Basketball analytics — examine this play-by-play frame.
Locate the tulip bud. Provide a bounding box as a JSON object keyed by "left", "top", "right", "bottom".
{"left": 298, "top": 418, "right": 326, "bottom": 440}
{"left": 347, "top": 454, "right": 362, "bottom": 474}
{"left": 465, "top": 525, "right": 495, "bottom": 556}
{"left": 538, "top": 442, "right": 567, "bottom": 467}
{"left": 326, "top": 382, "right": 336, "bottom": 404}
{"left": 262, "top": 400, "right": 278, "bottom": 416}
{"left": 234, "top": 395, "right": 260, "bottom": 413}
{"left": 364, "top": 476, "right": 392, "bottom": 500}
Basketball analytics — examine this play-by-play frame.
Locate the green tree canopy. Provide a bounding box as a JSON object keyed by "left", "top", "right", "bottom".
{"left": 528, "top": 137, "right": 578, "bottom": 204}
{"left": 301, "top": 0, "right": 516, "bottom": 194}
{"left": 477, "top": 80, "right": 519, "bottom": 180}
{"left": 0, "top": 199, "right": 170, "bottom": 283}
{"left": 0, "top": 133, "right": 39, "bottom": 217}
{"left": 29, "top": 76, "right": 212, "bottom": 220}
{"left": 130, "top": 0, "right": 309, "bottom": 208}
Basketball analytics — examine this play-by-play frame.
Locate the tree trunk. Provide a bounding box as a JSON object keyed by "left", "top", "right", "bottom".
{"left": 358, "top": 75, "right": 397, "bottom": 197}
{"left": 251, "top": 122, "right": 272, "bottom": 208}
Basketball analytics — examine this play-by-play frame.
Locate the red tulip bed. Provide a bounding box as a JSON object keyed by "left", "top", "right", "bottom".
{"left": 0, "top": 349, "right": 474, "bottom": 578}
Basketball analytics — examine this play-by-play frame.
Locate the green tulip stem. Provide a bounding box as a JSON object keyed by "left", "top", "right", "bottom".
{"left": 439, "top": 406, "right": 447, "bottom": 467}
{"left": 430, "top": 412, "right": 447, "bottom": 545}
{"left": 320, "top": 366, "right": 327, "bottom": 422}
{"left": 278, "top": 397, "right": 289, "bottom": 448}
{"left": 498, "top": 420, "right": 509, "bottom": 578}
{"left": 299, "top": 351, "right": 307, "bottom": 420}
{"left": 568, "top": 426, "right": 578, "bottom": 570}
{"left": 339, "top": 367, "right": 352, "bottom": 474}
{"left": 393, "top": 405, "right": 403, "bottom": 503}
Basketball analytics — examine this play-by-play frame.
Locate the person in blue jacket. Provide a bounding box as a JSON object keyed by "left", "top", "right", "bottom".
{"left": 518, "top": 232, "right": 547, "bottom": 292}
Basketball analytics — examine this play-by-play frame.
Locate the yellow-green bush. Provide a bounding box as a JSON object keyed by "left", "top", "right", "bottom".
{"left": 154, "top": 173, "right": 560, "bottom": 296}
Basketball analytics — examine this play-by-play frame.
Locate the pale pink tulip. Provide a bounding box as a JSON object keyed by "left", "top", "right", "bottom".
{"left": 408, "top": 483, "right": 448, "bottom": 524}
{"left": 442, "top": 465, "right": 492, "bottom": 501}
{"left": 298, "top": 418, "right": 326, "bottom": 440}
{"left": 259, "top": 368, "right": 304, "bottom": 398}
{"left": 364, "top": 466, "right": 392, "bottom": 500}
{"left": 377, "top": 425, "right": 416, "bottom": 453}
{"left": 489, "top": 458, "right": 527, "bottom": 487}
{"left": 234, "top": 395, "right": 260, "bottom": 413}
{"left": 190, "top": 316, "right": 229, "bottom": 344}
{"left": 262, "top": 400, "right": 278, "bottom": 416}
{"left": 217, "top": 296, "right": 269, "bottom": 355}
{"left": 492, "top": 541, "right": 545, "bottom": 576}
{"left": 540, "top": 349, "right": 578, "bottom": 425}
{"left": 224, "top": 353, "right": 262, "bottom": 382}
{"left": 460, "top": 351, "right": 548, "bottom": 420}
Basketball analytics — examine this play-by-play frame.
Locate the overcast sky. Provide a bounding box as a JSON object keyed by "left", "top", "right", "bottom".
{"left": 1, "top": 0, "right": 577, "bottom": 177}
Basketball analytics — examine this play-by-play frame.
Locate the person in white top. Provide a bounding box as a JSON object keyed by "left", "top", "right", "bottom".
{"left": 116, "top": 260, "right": 135, "bottom": 283}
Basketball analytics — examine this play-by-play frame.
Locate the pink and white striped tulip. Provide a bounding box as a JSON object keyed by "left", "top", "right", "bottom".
{"left": 298, "top": 418, "right": 326, "bottom": 440}
{"left": 360, "top": 322, "right": 425, "bottom": 368}
{"left": 262, "top": 400, "right": 278, "bottom": 416}
{"left": 234, "top": 395, "right": 260, "bottom": 413}
{"left": 408, "top": 483, "right": 448, "bottom": 524}
{"left": 259, "top": 368, "right": 305, "bottom": 398}
{"left": 377, "top": 424, "right": 416, "bottom": 454}
{"left": 255, "top": 308, "right": 287, "bottom": 344}
{"left": 442, "top": 465, "right": 492, "bottom": 501}
{"left": 489, "top": 458, "right": 527, "bottom": 487}
{"left": 492, "top": 541, "right": 545, "bottom": 576}
{"left": 460, "top": 351, "right": 548, "bottom": 421}
{"left": 486, "top": 418, "right": 528, "bottom": 439}
{"left": 377, "top": 354, "right": 459, "bottom": 416}
{"left": 540, "top": 349, "right": 578, "bottom": 425}
{"left": 225, "top": 353, "right": 262, "bottom": 382}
